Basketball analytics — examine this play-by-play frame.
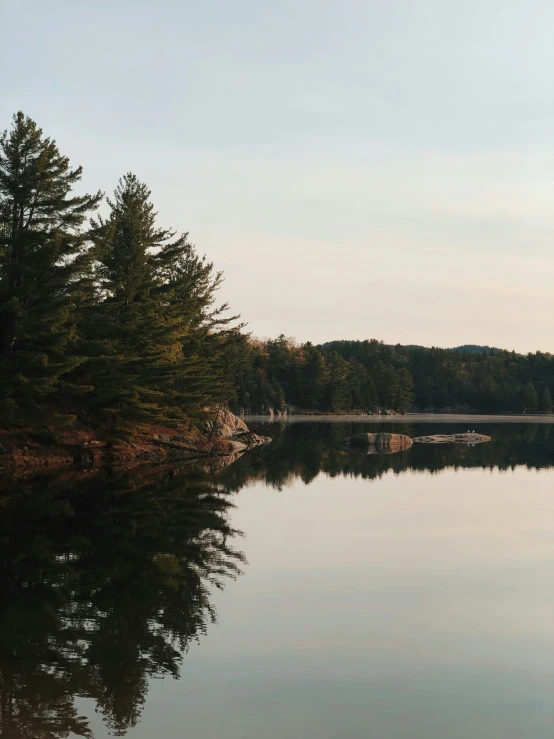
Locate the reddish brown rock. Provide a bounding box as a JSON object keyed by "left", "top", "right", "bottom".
{"left": 205, "top": 407, "right": 249, "bottom": 438}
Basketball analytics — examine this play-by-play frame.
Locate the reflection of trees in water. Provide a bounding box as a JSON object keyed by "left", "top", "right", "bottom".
{"left": 2, "top": 422, "right": 553, "bottom": 736}
{"left": 0, "top": 465, "right": 244, "bottom": 738}
{"left": 219, "top": 422, "right": 554, "bottom": 491}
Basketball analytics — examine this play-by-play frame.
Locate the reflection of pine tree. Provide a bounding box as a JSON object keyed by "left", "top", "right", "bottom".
{"left": 0, "top": 667, "right": 92, "bottom": 739}
{"left": 0, "top": 464, "right": 245, "bottom": 738}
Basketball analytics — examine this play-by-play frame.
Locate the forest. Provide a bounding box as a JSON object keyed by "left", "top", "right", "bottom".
{"left": 230, "top": 337, "right": 554, "bottom": 415}
{"left": 1, "top": 111, "right": 553, "bottom": 431}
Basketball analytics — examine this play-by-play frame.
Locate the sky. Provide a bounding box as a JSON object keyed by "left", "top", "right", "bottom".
{"left": 2, "top": 0, "right": 554, "bottom": 353}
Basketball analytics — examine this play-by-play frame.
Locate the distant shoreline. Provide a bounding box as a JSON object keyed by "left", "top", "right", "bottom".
{"left": 244, "top": 413, "right": 554, "bottom": 424}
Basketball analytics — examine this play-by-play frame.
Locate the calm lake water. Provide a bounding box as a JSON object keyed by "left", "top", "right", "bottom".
{"left": 1, "top": 421, "right": 554, "bottom": 738}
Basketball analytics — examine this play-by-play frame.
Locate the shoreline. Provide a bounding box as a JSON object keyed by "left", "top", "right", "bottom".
{"left": 0, "top": 410, "right": 269, "bottom": 475}
{"left": 245, "top": 413, "right": 554, "bottom": 424}
{"left": 0, "top": 433, "right": 245, "bottom": 475}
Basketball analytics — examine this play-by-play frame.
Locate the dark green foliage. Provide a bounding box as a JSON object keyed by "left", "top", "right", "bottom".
{"left": 322, "top": 340, "right": 554, "bottom": 414}
{"left": 230, "top": 337, "right": 415, "bottom": 414}
{"left": 523, "top": 382, "right": 538, "bottom": 413}
{"left": 0, "top": 111, "right": 241, "bottom": 431}
{"left": 74, "top": 173, "right": 239, "bottom": 429}
{"left": 0, "top": 112, "right": 102, "bottom": 421}
{"left": 324, "top": 351, "right": 351, "bottom": 411}
{"left": 233, "top": 338, "right": 554, "bottom": 415}
{"left": 540, "top": 387, "right": 553, "bottom": 413}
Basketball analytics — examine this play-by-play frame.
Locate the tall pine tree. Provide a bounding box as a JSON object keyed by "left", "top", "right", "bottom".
{"left": 540, "top": 387, "right": 553, "bottom": 413}
{"left": 0, "top": 112, "right": 102, "bottom": 423}
{"left": 76, "top": 173, "right": 239, "bottom": 430}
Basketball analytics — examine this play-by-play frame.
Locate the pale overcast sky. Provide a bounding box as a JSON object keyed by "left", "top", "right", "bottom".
{"left": 3, "top": 0, "right": 554, "bottom": 352}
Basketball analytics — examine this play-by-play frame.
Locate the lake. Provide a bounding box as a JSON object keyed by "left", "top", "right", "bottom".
{"left": 1, "top": 420, "right": 554, "bottom": 738}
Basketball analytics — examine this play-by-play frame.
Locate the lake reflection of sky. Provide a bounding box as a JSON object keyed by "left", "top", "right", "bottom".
{"left": 92, "top": 460, "right": 554, "bottom": 739}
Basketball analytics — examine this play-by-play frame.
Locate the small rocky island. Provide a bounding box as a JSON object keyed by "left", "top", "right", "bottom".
{"left": 344, "top": 430, "right": 492, "bottom": 453}
{"left": 412, "top": 432, "right": 491, "bottom": 444}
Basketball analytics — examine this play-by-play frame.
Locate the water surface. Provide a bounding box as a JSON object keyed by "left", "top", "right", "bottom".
{"left": 1, "top": 421, "right": 553, "bottom": 738}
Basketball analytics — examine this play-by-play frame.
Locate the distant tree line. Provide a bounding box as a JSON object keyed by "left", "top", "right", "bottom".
{"left": 230, "top": 337, "right": 554, "bottom": 415}
{"left": 0, "top": 112, "right": 242, "bottom": 433}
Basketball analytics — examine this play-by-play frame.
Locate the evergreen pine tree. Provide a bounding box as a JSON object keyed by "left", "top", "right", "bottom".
{"left": 523, "top": 382, "right": 538, "bottom": 413}
{"left": 323, "top": 351, "right": 351, "bottom": 411}
{"left": 539, "top": 387, "right": 552, "bottom": 413}
{"left": 300, "top": 342, "right": 326, "bottom": 409}
{"left": 76, "top": 173, "right": 238, "bottom": 429}
{"left": 0, "top": 112, "right": 102, "bottom": 423}
{"left": 394, "top": 367, "right": 414, "bottom": 413}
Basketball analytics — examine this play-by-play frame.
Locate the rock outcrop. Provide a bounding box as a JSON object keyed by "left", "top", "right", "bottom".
{"left": 204, "top": 408, "right": 271, "bottom": 453}
{"left": 205, "top": 407, "right": 249, "bottom": 438}
{"left": 344, "top": 432, "right": 413, "bottom": 451}
{"left": 3, "top": 408, "right": 271, "bottom": 473}
{"left": 413, "top": 432, "right": 491, "bottom": 444}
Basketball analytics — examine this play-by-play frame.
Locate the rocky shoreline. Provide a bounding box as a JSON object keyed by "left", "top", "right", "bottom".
{"left": 0, "top": 409, "right": 271, "bottom": 474}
